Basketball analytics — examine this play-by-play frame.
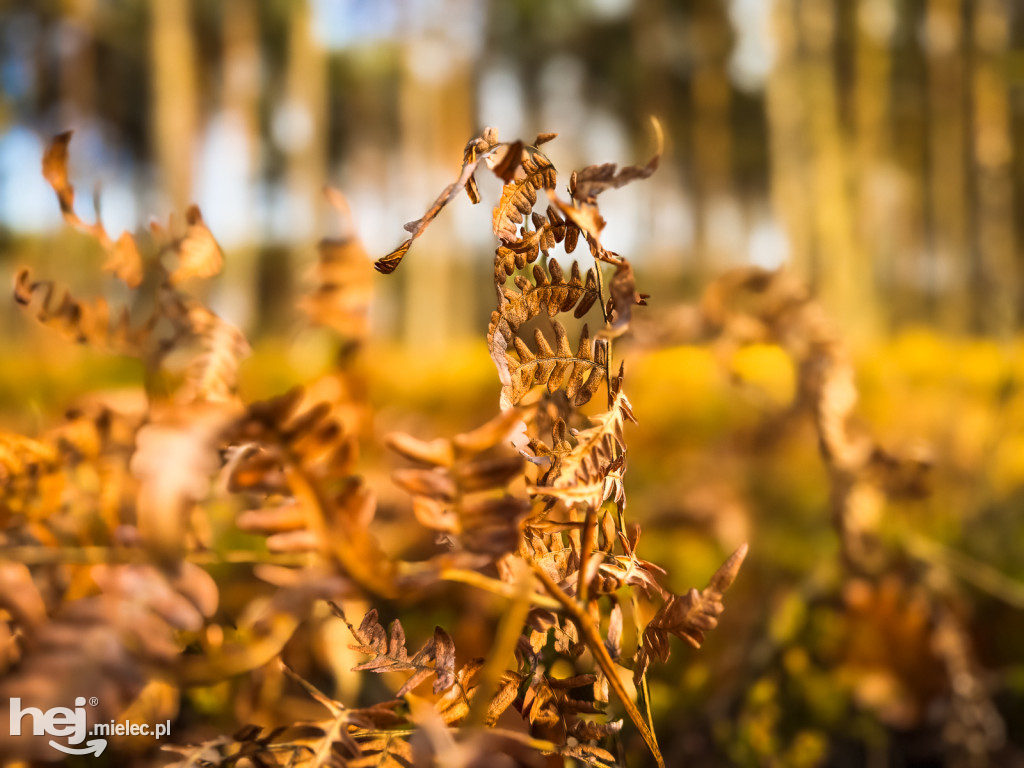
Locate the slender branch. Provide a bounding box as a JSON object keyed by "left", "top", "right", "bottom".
{"left": 631, "top": 590, "right": 657, "bottom": 744}
{"left": 467, "top": 562, "right": 534, "bottom": 727}
{"left": 594, "top": 261, "right": 609, "bottom": 324}
{"left": 438, "top": 568, "right": 562, "bottom": 610}
{"left": 577, "top": 505, "right": 599, "bottom": 604}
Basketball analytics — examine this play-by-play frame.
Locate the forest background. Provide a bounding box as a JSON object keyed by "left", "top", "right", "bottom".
{"left": 2, "top": 0, "right": 1024, "bottom": 765}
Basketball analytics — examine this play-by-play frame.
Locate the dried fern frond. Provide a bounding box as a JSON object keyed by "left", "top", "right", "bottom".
{"left": 42, "top": 131, "right": 144, "bottom": 288}
{"left": 132, "top": 401, "right": 240, "bottom": 557}
{"left": 493, "top": 224, "right": 558, "bottom": 281}
{"left": 387, "top": 409, "right": 531, "bottom": 557}
{"left": 167, "top": 299, "right": 252, "bottom": 404}
{"left": 528, "top": 367, "right": 635, "bottom": 511}
{"left": 493, "top": 149, "right": 557, "bottom": 242}
{"left": 607, "top": 259, "right": 648, "bottom": 334}
{"left": 13, "top": 268, "right": 146, "bottom": 353}
{"left": 226, "top": 388, "right": 395, "bottom": 595}
{"left": 521, "top": 672, "right": 603, "bottom": 727}
{"left": 336, "top": 607, "right": 458, "bottom": 697}
{"left": 634, "top": 543, "right": 747, "bottom": 685}
{"left": 488, "top": 260, "right": 600, "bottom": 389}
{"left": 690, "top": 266, "right": 931, "bottom": 568}
{"left": 376, "top": 127, "right": 501, "bottom": 274}
{"left": 569, "top": 116, "right": 663, "bottom": 205}
{"left": 0, "top": 558, "right": 217, "bottom": 760}
{"left": 501, "top": 321, "right": 608, "bottom": 409}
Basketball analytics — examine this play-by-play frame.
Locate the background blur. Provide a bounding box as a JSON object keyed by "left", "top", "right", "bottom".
{"left": 5, "top": 0, "right": 1024, "bottom": 341}
{"left": 4, "top": 1, "right": 1024, "bottom": 766}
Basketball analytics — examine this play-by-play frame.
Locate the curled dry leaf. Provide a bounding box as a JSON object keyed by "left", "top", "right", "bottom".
{"left": 635, "top": 543, "right": 748, "bottom": 685}
{"left": 376, "top": 127, "right": 502, "bottom": 274}
{"left": 488, "top": 260, "right": 600, "bottom": 391}
{"left": 335, "top": 607, "right": 458, "bottom": 697}
{"left": 569, "top": 116, "right": 663, "bottom": 205}
{"left": 607, "top": 258, "right": 649, "bottom": 333}
{"left": 42, "top": 132, "right": 144, "bottom": 287}
{"left": 492, "top": 150, "right": 557, "bottom": 242}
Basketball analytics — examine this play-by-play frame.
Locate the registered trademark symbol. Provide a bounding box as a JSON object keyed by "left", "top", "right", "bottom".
{"left": 88, "top": 697, "right": 98, "bottom": 707}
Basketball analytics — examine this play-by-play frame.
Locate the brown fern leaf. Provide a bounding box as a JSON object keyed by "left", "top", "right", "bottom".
{"left": 345, "top": 734, "right": 414, "bottom": 767}
{"left": 547, "top": 203, "right": 581, "bottom": 254}
{"left": 13, "top": 268, "right": 146, "bottom": 353}
{"left": 429, "top": 660, "right": 523, "bottom": 726}
{"left": 0, "top": 433, "right": 60, "bottom": 519}
{"left": 493, "top": 224, "right": 554, "bottom": 281}
{"left": 549, "top": 194, "right": 625, "bottom": 267}
{"left": 227, "top": 389, "right": 394, "bottom": 594}
{"left": 551, "top": 194, "right": 607, "bottom": 247}
{"left": 488, "top": 260, "right": 600, "bottom": 389}
{"left": 521, "top": 672, "right": 604, "bottom": 727}
{"left": 1, "top": 400, "right": 142, "bottom": 528}
{"left": 132, "top": 401, "right": 240, "bottom": 557}
{"left": 492, "top": 150, "right": 557, "bottom": 242}
{"left": 691, "top": 266, "right": 932, "bottom": 568}
{"left": 271, "top": 666, "right": 404, "bottom": 767}
{"left": 570, "top": 159, "right": 659, "bottom": 205}
{"left": 634, "top": 543, "right": 747, "bottom": 685}
{"left": 568, "top": 717, "right": 624, "bottom": 743}
{"left": 528, "top": 367, "right": 634, "bottom": 511}
{"left": 501, "top": 321, "right": 608, "bottom": 409}
{"left": 387, "top": 409, "right": 531, "bottom": 556}
{"left": 334, "top": 606, "right": 457, "bottom": 696}
{"left": 376, "top": 127, "right": 501, "bottom": 274}
{"left": 166, "top": 663, "right": 408, "bottom": 765}
{"left": 550, "top": 743, "right": 619, "bottom": 768}
{"left": 42, "top": 131, "right": 144, "bottom": 287}
{"left": 526, "top": 604, "right": 583, "bottom": 657}
{"left": 494, "top": 190, "right": 588, "bottom": 283}
{"left": 591, "top": 526, "right": 667, "bottom": 600}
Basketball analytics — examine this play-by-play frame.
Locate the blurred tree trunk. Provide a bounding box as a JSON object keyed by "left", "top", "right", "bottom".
{"left": 853, "top": 1, "right": 898, "bottom": 325}
{"left": 925, "top": 0, "right": 970, "bottom": 332}
{"left": 690, "top": 0, "right": 734, "bottom": 276}
{"left": 252, "top": 0, "right": 327, "bottom": 330}
{"left": 149, "top": 0, "right": 198, "bottom": 212}
{"left": 219, "top": 0, "right": 262, "bottom": 330}
{"left": 799, "top": 0, "right": 878, "bottom": 338}
{"left": 284, "top": 0, "right": 327, "bottom": 251}
{"left": 970, "top": 0, "right": 1016, "bottom": 337}
{"left": 766, "top": 0, "right": 814, "bottom": 282}
{"left": 398, "top": 55, "right": 473, "bottom": 347}
{"left": 222, "top": 0, "right": 260, "bottom": 163}
{"left": 58, "top": 0, "right": 97, "bottom": 127}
